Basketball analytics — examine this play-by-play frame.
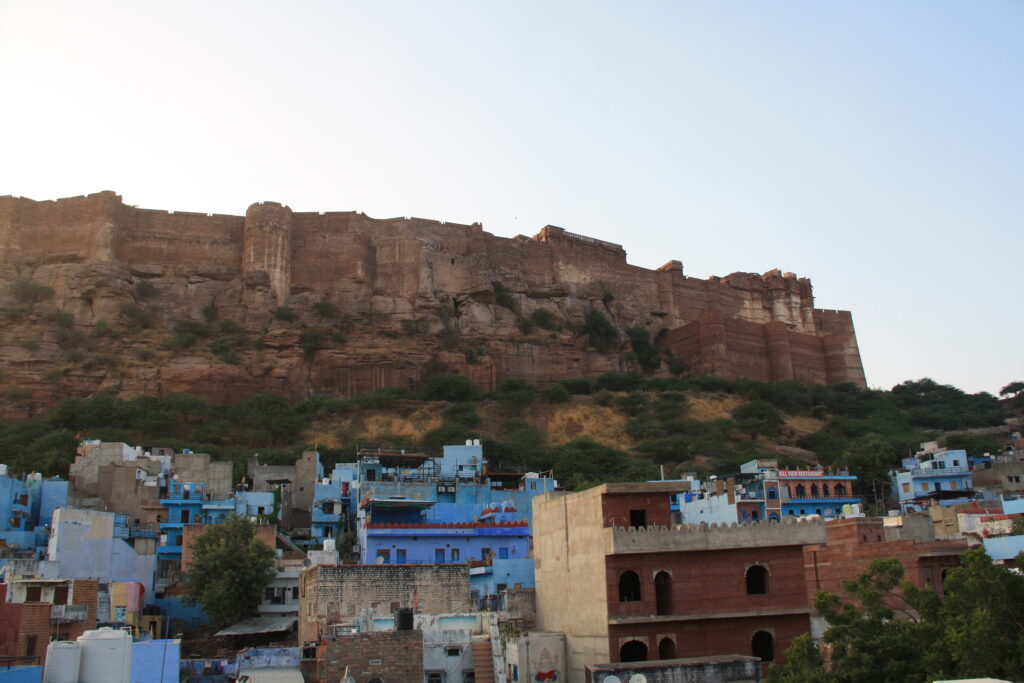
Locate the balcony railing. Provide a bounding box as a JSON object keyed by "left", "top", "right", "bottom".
{"left": 910, "top": 466, "right": 970, "bottom": 477}
{"left": 51, "top": 604, "right": 87, "bottom": 622}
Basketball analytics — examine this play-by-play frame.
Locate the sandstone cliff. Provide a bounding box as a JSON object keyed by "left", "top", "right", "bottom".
{"left": 0, "top": 191, "right": 865, "bottom": 418}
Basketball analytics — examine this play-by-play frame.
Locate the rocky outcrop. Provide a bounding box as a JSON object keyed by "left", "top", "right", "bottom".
{"left": 0, "top": 192, "right": 866, "bottom": 417}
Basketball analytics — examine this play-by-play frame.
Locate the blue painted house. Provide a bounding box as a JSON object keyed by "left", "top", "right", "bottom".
{"left": 892, "top": 448, "right": 974, "bottom": 513}
{"left": 0, "top": 467, "right": 68, "bottom": 565}
{"left": 353, "top": 442, "right": 557, "bottom": 598}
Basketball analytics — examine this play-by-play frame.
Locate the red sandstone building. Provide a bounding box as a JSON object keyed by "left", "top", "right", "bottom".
{"left": 533, "top": 483, "right": 968, "bottom": 683}
{"left": 0, "top": 578, "right": 98, "bottom": 667}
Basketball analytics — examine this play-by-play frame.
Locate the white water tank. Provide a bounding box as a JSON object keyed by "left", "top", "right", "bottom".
{"left": 43, "top": 640, "right": 80, "bottom": 683}
{"left": 77, "top": 627, "right": 132, "bottom": 683}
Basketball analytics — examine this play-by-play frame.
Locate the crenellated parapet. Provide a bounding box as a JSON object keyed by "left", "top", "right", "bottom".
{"left": 608, "top": 517, "right": 826, "bottom": 554}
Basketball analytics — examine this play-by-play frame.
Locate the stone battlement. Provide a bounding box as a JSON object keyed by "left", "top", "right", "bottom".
{"left": 608, "top": 517, "right": 826, "bottom": 554}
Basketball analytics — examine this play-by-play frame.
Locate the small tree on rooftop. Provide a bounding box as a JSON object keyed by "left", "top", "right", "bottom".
{"left": 184, "top": 516, "right": 275, "bottom": 629}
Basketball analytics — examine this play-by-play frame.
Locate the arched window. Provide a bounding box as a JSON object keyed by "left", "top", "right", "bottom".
{"left": 654, "top": 571, "right": 673, "bottom": 615}
{"left": 810, "top": 484, "right": 819, "bottom": 498}
{"left": 619, "top": 640, "right": 648, "bottom": 663}
{"left": 767, "top": 487, "right": 778, "bottom": 500}
{"left": 795, "top": 484, "right": 806, "bottom": 498}
{"left": 752, "top": 631, "right": 774, "bottom": 662}
{"left": 619, "top": 571, "right": 641, "bottom": 602}
{"left": 751, "top": 510, "right": 760, "bottom": 521}
{"left": 834, "top": 483, "right": 846, "bottom": 497}
{"left": 658, "top": 637, "right": 676, "bottom": 660}
{"left": 769, "top": 513, "right": 780, "bottom": 522}
{"left": 746, "top": 565, "right": 768, "bottom": 595}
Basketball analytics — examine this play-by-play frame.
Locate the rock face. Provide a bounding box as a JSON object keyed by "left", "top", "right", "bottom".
{"left": 0, "top": 192, "right": 865, "bottom": 417}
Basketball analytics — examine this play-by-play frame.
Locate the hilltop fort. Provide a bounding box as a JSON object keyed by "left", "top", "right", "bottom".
{"left": 0, "top": 191, "right": 865, "bottom": 415}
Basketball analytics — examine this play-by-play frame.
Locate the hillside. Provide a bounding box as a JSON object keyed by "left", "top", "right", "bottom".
{"left": 0, "top": 373, "right": 1016, "bottom": 504}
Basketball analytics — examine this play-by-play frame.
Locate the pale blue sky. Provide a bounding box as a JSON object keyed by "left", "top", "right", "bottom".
{"left": 1, "top": 1, "right": 1020, "bottom": 395}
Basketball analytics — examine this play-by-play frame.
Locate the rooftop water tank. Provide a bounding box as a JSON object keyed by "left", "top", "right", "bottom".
{"left": 43, "top": 640, "right": 80, "bottom": 683}
{"left": 78, "top": 627, "right": 132, "bottom": 683}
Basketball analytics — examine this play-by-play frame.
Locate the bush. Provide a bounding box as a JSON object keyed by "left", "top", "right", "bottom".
{"left": 134, "top": 281, "right": 160, "bottom": 300}
{"left": 602, "top": 290, "right": 614, "bottom": 305}
{"left": 495, "top": 379, "right": 537, "bottom": 415}
{"left": 48, "top": 311, "right": 74, "bottom": 328}
{"left": 169, "top": 332, "right": 198, "bottom": 350}
{"left": 63, "top": 349, "right": 87, "bottom": 363}
{"left": 530, "top": 308, "right": 560, "bottom": 330}
{"left": 732, "top": 400, "right": 784, "bottom": 438}
{"left": 56, "top": 328, "right": 86, "bottom": 348}
{"left": 312, "top": 301, "right": 340, "bottom": 319}
{"left": 582, "top": 310, "right": 618, "bottom": 353}
{"left": 201, "top": 304, "right": 219, "bottom": 322}
{"left": 442, "top": 403, "right": 482, "bottom": 428}
{"left": 120, "top": 303, "right": 157, "bottom": 329}
{"left": 516, "top": 318, "right": 536, "bottom": 335}
{"left": 222, "top": 349, "right": 239, "bottom": 365}
{"left": 421, "top": 374, "right": 482, "bottom": 402}
{"left": 464, "top": 346, "right": 485, "bottom": 365}
{"left": 540, "top": 384, "right": 571, "bottom": 404}
{"left": 420, "top": 423, "right": 480, "bottom": 455}
{"left": 331, "top": 332, "right": 348, "bottom": 344}
{"left": 626, "top": 326, "right": 661, "bottom": 374}
{"left": 596, "top": 371, "right": 645, "bottom": 392}
{"left": 174, "top": 319, "right": 212, "bottom": 337}
{"left": 219, "top": 319, "right": 242, "bottom": 334}
{"left": 559, "top": 378, "right": 595, "bottom": 395}
{"left": 492, "top": 282, "right": 517, "bottom": 311}
{"left": 274, "top": 307, "right": 298, "bottom": 322}
{"left": 381, "top": 329, "right": 399, "bottom": 339}
{"left": 349, "top": 386, "right": 412, "bottom": 409}
{"left": 439, "top": 324, "right": 461, "bottom": 350}
{"left": 300, "top": 328, "right": 329, "bottom": 357}
{"left": 12, "top": 280, "right": 53, "bottom": 304}
{"left": 209, "top": 338, "right": 231, "bottom": 355}
{"left": 134, "top": 348, "right": 155, "bottom": 362}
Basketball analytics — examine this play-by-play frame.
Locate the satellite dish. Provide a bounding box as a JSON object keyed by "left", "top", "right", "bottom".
{"left": 629, "top": 676, "right": 648, "bottom": 683}
{"left": 603, "top": 677, "right": 622, "bottom": 683}
{"left": 375, "top": 555, "right": 384, "bottom": 565}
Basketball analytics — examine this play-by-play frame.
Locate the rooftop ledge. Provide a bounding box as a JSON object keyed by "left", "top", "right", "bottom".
{"left": 608, "top": 606, "right": 812, "bottom": 625}
{"left": 608, "top": 517, "right": 826, "bottom": 555}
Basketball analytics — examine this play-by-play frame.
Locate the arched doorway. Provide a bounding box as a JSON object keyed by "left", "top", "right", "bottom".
{"left": 752, "top": 631, "right": 774, "bottom": 662}
{"left": 658, "top": 637, "right": 676, "bottom": 660}
{"left": 654, "top": 571, "right": 673, "bottom": 615}
{"left": 619, "top": 571, "right": 641, "bottom": 602}
{"left": 619, "top": 640, "right": 648, "bottom": 662}
{"left": 746, "top": 565, "right": 768, "bottom": 594}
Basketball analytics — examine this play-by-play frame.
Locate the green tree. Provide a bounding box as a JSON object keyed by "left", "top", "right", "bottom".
{"left": 765, "top": 634, "right": 835, "bottom": 683}
{"left": 185, "top": 517, "right": 276, "bottom": 628}
{"left": 840, "top": 436, "right": 898, "bottom": 510}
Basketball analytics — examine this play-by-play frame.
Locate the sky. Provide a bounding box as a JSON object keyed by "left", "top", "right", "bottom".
{"left": 1, "top": 1, "right": 1021, "bottom": 395}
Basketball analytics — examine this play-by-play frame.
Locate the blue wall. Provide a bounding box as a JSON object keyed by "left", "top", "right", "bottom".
{"left": 132, "top": 639, "right": 181, "bottom": 683}
{"left": 152, "top": 597, "right": 208, "bottom": 629}
{"left": 0, "top": 667, "right": 42, "bottom": 683}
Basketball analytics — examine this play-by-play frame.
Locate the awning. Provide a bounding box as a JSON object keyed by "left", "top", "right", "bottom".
{"left": 237, "top": 668, "right": 304, "bottom": 683}
{"left": 215, "top": 615, "right": 297, "bottom": 636}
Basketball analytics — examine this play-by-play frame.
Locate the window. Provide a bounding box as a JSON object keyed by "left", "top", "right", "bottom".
{"left": 902, "top": 483, "right": 910, "bottom": 493}
{"left": 952, "top": 460, "right": 959, "bottom": 467}
{"left": 498, "top": 548, "right": 509, "bottom": 560}
{"left": 767, "top": 488, "right": 777, "bottom": 500}
{"left": 25, "top": 635, "right": 37, "bottom": 657}
{"left": 619, "top": 640, "right": 648, "bottom": 662}
{"left": 835, "top": 484, "right": 846, "bottom": 497}
{"left": 323, "top": 502, "right": 334, "bottom": 514}
{"left": 481, "top": 548, "right": 491, "bottom": 561}
{"left": 292, "top": 586, "right": 299, "bottom": 600}
{"left": 922, "top": 482, "right": 930, "bottom": 491}
{"left": 795, "top": 484, "right": 806, "bottom": 498}
{"left": 435, "top": 549, "right": 445, "bottom": 563}
{"left": 619, "top": 570, "right": 642, "bottom": 602}
{"left": 427, "top": 674, "right": 444, "bottom": 683}
{"left": 53, "top": 586, "right": 69, "bottom": 605}
{"left": 658, "top": 636, "right": 676, "bottom": 659}
{"left": 25, "top": 586, "right": 41, "bottom": 602}
{"left": 446, "top": 647, "right": 461, "bottom": 657}
{"left": 654, "top": 571, "right": 673, "bottom": 615}
{"left": 396, "top": 549, "right": 406, "bottom": 563}
{"left": 629, "top": 509, "right": 647, "bottom": 528}
{"left": 530, "top": 481, "right": 537, "bottom": 490}
{"left": 181, "top": 510, "right": 190, "bottom": 524}
{"left": 463, "top": 672, "right": 476, "bottom": 683}
{"left": 950, "top": 481, "right": 958, "bottom": 490}
{"left": 752, "top": 631, "right": 774, "bottom": 662}
{"left": 376, "top": 549, "right": 390, "bottom": 564}
{"left": 810, "top": 484, "right": 819, "bottom": 498}
{"left": 751, "top": 510, "right": 760, "bottom": 521}
{"left": 746, "top": 565, "right": 768, "bottom": 595}
{"left": 451, "top": 548, "right": 460, "bottom": 561}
